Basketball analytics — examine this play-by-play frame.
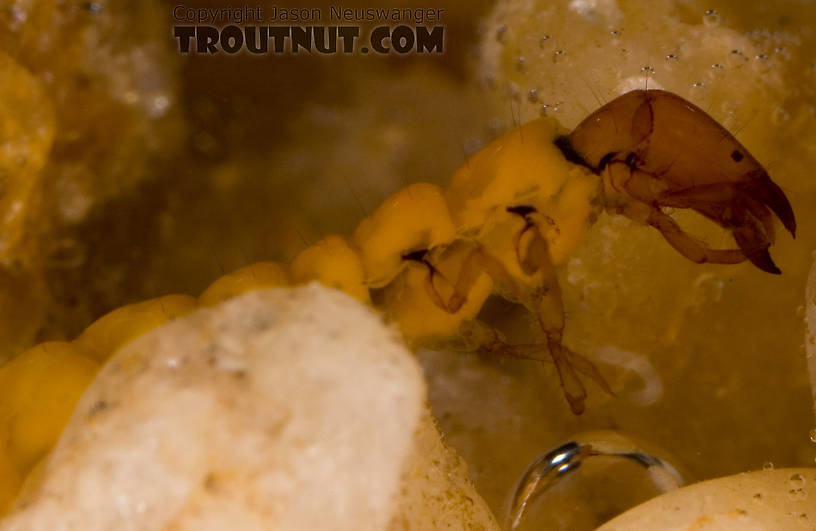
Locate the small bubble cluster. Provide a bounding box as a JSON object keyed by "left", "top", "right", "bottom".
{"left": 789, "top": 473, "right": 806, "bottom": 487}
{"left": 788, "top": 488, "right": 808, "bottom": 501}
{"left": 786, "top": 473, "right": 808, "bottom": 501}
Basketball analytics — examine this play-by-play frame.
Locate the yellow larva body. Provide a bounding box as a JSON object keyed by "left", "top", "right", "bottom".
{"left": 0, "top": 90, "right": 796, "bottom": 510}
{"left": 0, "top": 117, "right": 598, "bottom": 507}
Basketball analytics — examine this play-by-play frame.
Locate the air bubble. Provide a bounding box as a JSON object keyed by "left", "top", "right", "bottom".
{"left": 666, "top": 54, "right": 678, "bottom": 60}
{"left": 703, "top": 9, "right": 720, "bottom": 26}
{"left": 516, "top": 56, "right": 526, "bottom": 73}
{"left": 711, "top": 63, "right": 723, "bottom": 69}
{"left": 726, "top": 50, "right": 747, "bottom": 68}
{"left": 148, "top": 94, "right": 171, "bottom": 118}
{"left": 610, "top": 29, "right": 621, "bottom": 38}
{"left": 772, "top": 106, "right": 791, "bottom": 126}
{"left": 539, "top": 35, "right": 551, "bottom": 48}
{"left": 789, "top": 473, "right": 806, "bottom": 488}
{"left": 527, "top": 89, "right": 539, "bottom": 103}
{"left": 495, "top": 25, "right": 507, "bottom": 43}
{"left": 8, "top": 5, "right": 27, "bottom": 29}
{"left": 505, "top": 84, "right": 521, "bottom": 101}
{"left": 539, "top": 104, "right": 550, "bottom": 117}
{"left": 763, "top": 461, "right": 775, "bottom": 470}
{"left": 83, "top": 2, "right": 103, "bottom": 13}
{"left": 809, "top": 428, "right": 816, "bottom": 443}
{"left": 553, "top": 49, "right": 565, "bottom": 63}
{"left": 123, "top": 91, "right": 139, "bottom": 105}
{"left": 692, "top": 82, "right": 705, "bottom": 88}
{"left": 755, "top": 53, "right": 768, "bottom": 61}
{"left": 641, "top": 65, "right": 655, "bottom": 74}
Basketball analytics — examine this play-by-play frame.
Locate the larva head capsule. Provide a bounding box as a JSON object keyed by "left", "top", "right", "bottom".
{"left": 562, "top": 89, "right": 796, "bottom": 274}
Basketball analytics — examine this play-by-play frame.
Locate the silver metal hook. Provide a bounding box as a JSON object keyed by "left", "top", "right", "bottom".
{"left": 505, "top": 431, "right": 685, "bottom": 530}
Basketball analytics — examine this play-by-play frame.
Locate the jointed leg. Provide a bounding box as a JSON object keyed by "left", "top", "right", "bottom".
{"left": 611, "top": 164, "right": 784, "bottom": 273}
{"left": 483, "top": 338, "right": 613, "bottom": 395}
{"left": 641, "top": 204, "right": 747, "bottom": 265}
{"left": 446, "top": 244, "right": 525, "bottom": 313}
{"left": 531, "top": 275, "right": 590, "bottom": 415}
{"left": 629, "top": 195, "right": 779, "bottom": 273}
{"left": 494, "top": 222, "right": 611, "bottom": 414}
{"left": 416, "top": 224, "right": 612, "bottom": 414}
{"left": 610, "top": 169, "right": 749, "bottom": 265}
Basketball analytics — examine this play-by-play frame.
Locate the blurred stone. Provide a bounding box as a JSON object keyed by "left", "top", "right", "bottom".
{"left": 598, "top": 468, "right": 816, "bottom": 530}
{"left": 390, "top": 408, "right": 498, "bottom": 530}
{"left": 0, "top": 285, "right": 498, "bottom": 530}
{"left": 0, "top": 52, "right": 54, "bottom": 263}
{"left": 0, "top": 0, "right": 184, "bottom": 355}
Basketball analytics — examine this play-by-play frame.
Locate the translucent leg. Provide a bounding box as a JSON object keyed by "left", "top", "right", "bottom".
{"left": 447, "top": 245, "right": 523, "bottom": 313}
{"left": 429, "top": 223, "right": 611, "bottom": 413}
{"left": 613, "top": 166, "right": 785, "bottom": 273}
{"left": 640, "top": 204, "right": 747, "bottom": 265}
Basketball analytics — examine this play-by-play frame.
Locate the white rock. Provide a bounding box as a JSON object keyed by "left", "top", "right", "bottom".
{"left": 1, "top": 284, "right": 498, "bottom": 530}
{"left": 598, "top": 468, "right": 816, "bottom": 530}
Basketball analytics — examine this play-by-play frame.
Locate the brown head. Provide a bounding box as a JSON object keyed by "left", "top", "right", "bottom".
{"left": 559, "top": 89, "right": 795, "bottom": 274}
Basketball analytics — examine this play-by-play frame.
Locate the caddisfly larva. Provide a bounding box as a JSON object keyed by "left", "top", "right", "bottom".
{"left": 2, "top": 89, "right": 797, "bottom": 449}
